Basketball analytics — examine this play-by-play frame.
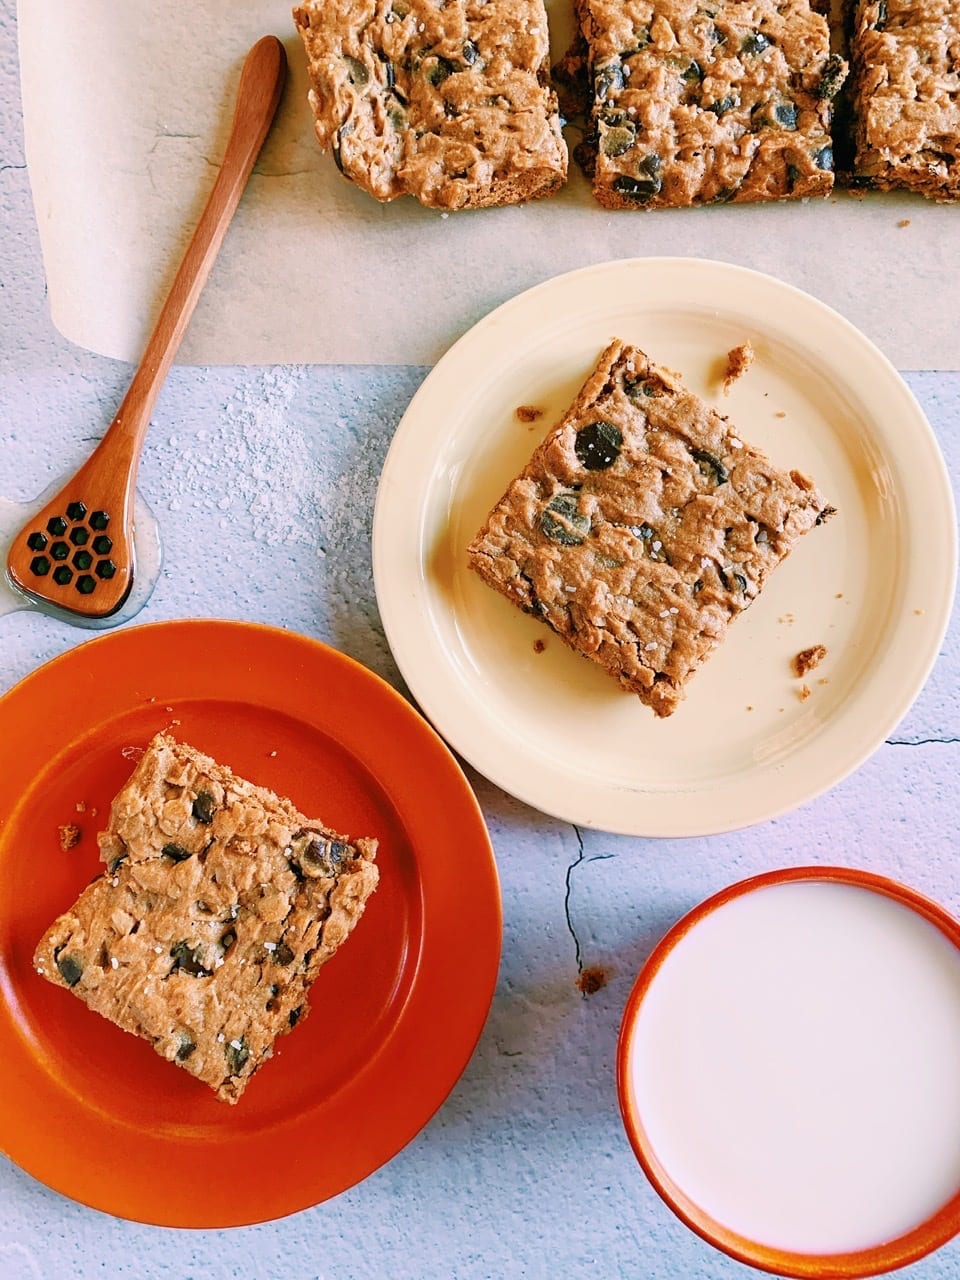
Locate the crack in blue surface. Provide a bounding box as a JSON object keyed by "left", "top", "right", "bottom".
{"left": 565, "top": 834, "right": 618, "bottom": 985}
{"left": 887, "top": 736, "right": 960, "bottom": 747}
{"left": 564, "top": 824, "right": 586, "bottom": 975}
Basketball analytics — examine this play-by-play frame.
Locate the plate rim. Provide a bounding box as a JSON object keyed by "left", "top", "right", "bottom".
{"left": 372, "top": 256, "right": 958, "bottom": 837}
{"left": 0, "top": 618, "right": 502, "bottom": 1227}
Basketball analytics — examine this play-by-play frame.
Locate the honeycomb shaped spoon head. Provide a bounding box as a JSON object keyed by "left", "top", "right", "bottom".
{"left": 6, "top": 469, "right": 134, "bottom": 619}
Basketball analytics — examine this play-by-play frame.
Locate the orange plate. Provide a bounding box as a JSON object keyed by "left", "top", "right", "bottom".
{"left": 0, "top": 620, "right": 501, "bottom": 1227}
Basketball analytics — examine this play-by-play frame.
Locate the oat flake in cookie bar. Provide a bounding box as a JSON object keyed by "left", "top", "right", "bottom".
{"left": 575, "top": 0, "right": 846, "bottom": 207}
{"left": 34, "top": 734, "right": 379, "bottom": 1103}
{"left": 467, "top": 341, "right": 834, "bottom": 718}
{"left": 292, "top": 0, "right": 568, "bottom": 209}
{"left": 850, "top": 0, "right": 960, "bottom": 200}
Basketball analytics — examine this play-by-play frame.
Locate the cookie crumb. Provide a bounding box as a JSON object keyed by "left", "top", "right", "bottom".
{"left": 774, "top": 411, "right": 787, "bottom": 419}
{"left": 576, "top": 966, "right": 610, "bottom": 996}
{"left": 898, "top": 218, "right": 911, "bottom": 228}
{"left": 746, "top": 705, "right": 754, "bottom": 712}
{"left": 798, "top": 683, "right": 812, "bottom": 701}
{"left": 793, "top": 644, "right": 828, "bottom": 677}
{"left": 722, "top": 342, "right": 755, "bottom": 394}
{"left": 121, "top": 746, "right": 145, "bottom": 762}
{"left": 818, "top": 677, "right": 829, "bottom": 685}
{"left": 515, "top": 404, "right": 544, "bottom": 423}
{"left": 58, "top": 824, "right": 81, "bottom": 851}
{"left": 533, "top": 638, "right": 546, "bottom": 654}
{"left": 75, "top": 801, "right": 86, "bottom": 814}
{"left": 269, "top": 750, "right": 278, "bottom": 757}
{"left": 914, "top": 608, "right": 925, "bottom": 616}
{"left": 835, "top": 592, "right": 843, "bottom": 599}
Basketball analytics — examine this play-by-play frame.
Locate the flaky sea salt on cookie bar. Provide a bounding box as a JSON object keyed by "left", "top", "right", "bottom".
{"left": 34, "top": 734, "right": 379, "bottom": 1103}
{"left": 467, "top": 341, "right": 834, "bottom": 717}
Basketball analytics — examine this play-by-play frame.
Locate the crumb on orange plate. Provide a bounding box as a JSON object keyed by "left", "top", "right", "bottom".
{"left": 58, "top": 823, "right": 81, "bottom": 851}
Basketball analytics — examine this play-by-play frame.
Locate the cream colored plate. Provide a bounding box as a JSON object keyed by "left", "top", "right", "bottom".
{"left": 372, "top": 259, "right": 956, "bottom": 836}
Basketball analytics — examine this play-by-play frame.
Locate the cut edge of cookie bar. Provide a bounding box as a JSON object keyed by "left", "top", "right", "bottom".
{"left": 467, "top": 341, "right": 834, "bottom": 718}
{"left": 849, "top": 0, "right": 960, "bottom": 200}
{"left": 573, "top": 0, "right": 846, "bottom": 208}
{"left": 33, "top": 734, "right": 379, "bottom": 1104}
{"left": 292, "top": 0, "right": 568, "bottom": 209}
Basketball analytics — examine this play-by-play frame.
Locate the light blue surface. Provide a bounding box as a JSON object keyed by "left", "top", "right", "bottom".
{"left": 1, "top": 3, "right": 959, "bottom": 1277}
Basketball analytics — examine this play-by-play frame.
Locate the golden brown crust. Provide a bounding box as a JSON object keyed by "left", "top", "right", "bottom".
{"left": 849, "top": 0, "right": 960, "bottom": 200}
{"left": 34, "top": 734, "right": 378, "bottom": 1103}
{"left": 292, "top": 0, "right": 568, "bottom": 209}
{"left": 467, "top": 341, "right": 832, "bottom": 717}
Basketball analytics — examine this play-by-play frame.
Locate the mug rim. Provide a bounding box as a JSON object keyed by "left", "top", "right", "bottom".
{"left": 616, "top": 865, "right": 960, "bottom": 1280}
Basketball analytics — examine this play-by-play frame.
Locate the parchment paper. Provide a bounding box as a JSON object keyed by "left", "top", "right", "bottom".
{"left": 18, "top": 0, "right": 960, "bottom": 369}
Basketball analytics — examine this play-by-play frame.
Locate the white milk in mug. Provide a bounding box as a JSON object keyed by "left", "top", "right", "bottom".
{"left": 622, "top": 876, "right": 960, "bottom": 1258}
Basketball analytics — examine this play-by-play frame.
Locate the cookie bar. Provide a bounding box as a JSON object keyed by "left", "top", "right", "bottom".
{"left": 849, "top": 0, "right": 960, "bottom": 200}
{"left": 292, "top": 0, "right": 568, "bottom": 209}
{"left": 34, "top": 734, "right": 379, "bottom": 1103}
{"left": 574, "top": 0, "right": 846, "bottom": 207}
{"left": 467, "top": 341, "right": 833, "bottom": 717}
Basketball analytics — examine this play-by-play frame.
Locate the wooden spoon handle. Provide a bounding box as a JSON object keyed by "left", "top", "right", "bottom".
{"left": 95, "top": 35, "right": 287, "bottom": 479}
